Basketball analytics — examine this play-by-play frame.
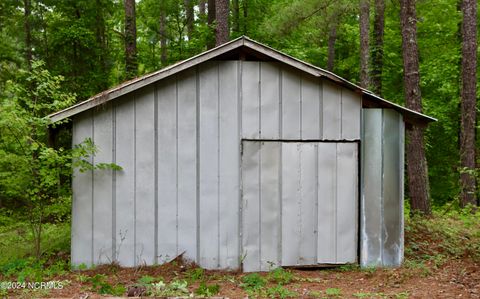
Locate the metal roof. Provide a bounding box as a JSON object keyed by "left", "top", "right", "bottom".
{"left": 48, "top": 36, "right": 436, "bottom": 124}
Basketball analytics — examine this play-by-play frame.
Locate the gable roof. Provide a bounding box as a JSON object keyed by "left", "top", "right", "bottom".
{"left": 48, "top": 36, "right": 436, "bottom": 124}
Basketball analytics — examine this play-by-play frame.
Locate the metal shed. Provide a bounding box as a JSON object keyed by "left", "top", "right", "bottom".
{"left": 49, "top": 36, "right": 435, "bottom": 272}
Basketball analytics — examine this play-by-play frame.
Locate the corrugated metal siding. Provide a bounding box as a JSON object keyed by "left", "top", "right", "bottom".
{"left": 241, "top": 141, "right": 358, "bottom": 271}
{"left": 71, "top": 60, "right": 363, "bottom": 270}
{"left": 361, "top": 109, "right": 404, "bottom": 267}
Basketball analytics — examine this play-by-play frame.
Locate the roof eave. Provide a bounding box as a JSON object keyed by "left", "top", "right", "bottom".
{"left": 48, "top": 36, "right": 436, "bottom": 125}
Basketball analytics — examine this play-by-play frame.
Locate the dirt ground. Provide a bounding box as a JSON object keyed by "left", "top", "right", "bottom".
{"left": 3, "top": 256, "right": 479, "bottom": 298}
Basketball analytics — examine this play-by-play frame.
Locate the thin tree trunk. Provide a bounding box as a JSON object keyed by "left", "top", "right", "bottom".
{"left": 327, "top": 22, "right": 337, "bottom": 72}
{"left": 124, "top": 0, "right": 137, "bottom": 79}
{"left": 184, "top": 0, "right": 194, "bottom": 40}
{"left": 96, "top": 0, "right": 108, "bottom": 89}
{"left": 215, "top": 0, "right": 229, "bottom": 46}
{"left": 400, "top": 0, "right": 430, "bottom": 215}
{"left": 243, "top": 0, "right": 248, "bottom": 34}
{"left": 371, "top": 0, "right": 385, "bottom": 96}
{"left": 459, "top": 0, "right": 477, "bottom": 207}
{"left": 359, "top": 0, "right": 370, "bottom": 88}
{"left": 159, "top": 10, "right": 167, "bottom": 66}
{"left": 199, "top": 0, "right": 206, "bottom": 17}
{"left": 207, "top": 0, "right": 216, "bottom": 49}
{"left": 24, "top": 0, "right": 32, "bottom": 70}
{"left": 232, "top": 0, "right": 240, "bottom": 33}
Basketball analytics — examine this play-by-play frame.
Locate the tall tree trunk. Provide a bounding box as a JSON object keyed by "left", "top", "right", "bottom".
{"left": 400, "top": 0, "right": 430, "bottom": 214}
{"left": 371, "top": 0, "right": 385, "bottom": 96}
{"left": 184, "top": 0, "right": 194, "bottom": 40}
{"left": 359, "top": 0, "right": 370, "bottom": 88}
{"left": 199, "top": 0, "right": 206, "bottom": 17}
{"left": 95, "top": 0, "right": 108, "bottom": 90}
{"left": 159, "top": 10, "right": 167, "bottom": 66}
{"left": 327, "top": 22, "right": 337, "bottom": 72}
{"left": 243, "top": 0, "right": 248, "bottom": 34}
{"left": 215, "top": 0, "right": 229, "bottom": 46}
{"left": 124, "top": 0, "right": 137, "bottom": 79}
{"left": 24, "top": 0, "right": 32, "bottom": 70}
{"left": 460, "top": 0, "right": 478, "bottom": 207}
{"left": 207, "top": 0, "right": 216, "bottom": 49}
{"left": 232, "top": 0, "right": 240, "bottom": 34}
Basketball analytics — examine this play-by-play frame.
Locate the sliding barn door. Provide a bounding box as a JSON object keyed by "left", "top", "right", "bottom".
{"left": 241, "top": 141, "right": 358, "bottom": 272}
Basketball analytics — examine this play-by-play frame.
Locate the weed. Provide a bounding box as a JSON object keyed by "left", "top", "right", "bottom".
{"left": 394, "top": 291, "right": 409, "bottom": 299}
{"left": 265, "top": 284, "right": 297, "bottom": 298}
{"left": 325, "top": 287, "right": 342, "bottom": 297}
{"left": 240, "top": 273, "right": 267, "bottom": 291}
{"left": 404, "top": 259, "right": 431, "bottom": 277}
{"left": 149, "top": 279, "right": 191, "bottom": 297}
{"left": 138, "top": 275, "right": 156, "bottom": 285}
{"left": 195, "top": 282, "right": 220, "bottom": 297}
{"left": 268, "top": 268, "right": 294, "bottom": 285}
{"left": 361, "top": 266, "right": 377, "bottom": 276}
{"left": 87, "top": 274, "right": 126, "bottom": 296}
{"left": 75, "top": 274, "right": 89, "bottom": 283}
{"left": 185, "top": 267, "right": 205, "bottom": 282}
{"left": 308, "top": 290, "right": 323, "bottom": 297}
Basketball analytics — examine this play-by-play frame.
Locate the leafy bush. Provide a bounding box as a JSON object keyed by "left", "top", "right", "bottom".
{"left": 240, "top": 273, "right": 267, "bottom": 291}
{"left": 195, "top": 282, "right": 220, "bottom": 297}
{"left": 268, "top": 268, "right": 294, "bottom": 285}
{"left": 87, "top": 274, "right": 126, "bottom": 296}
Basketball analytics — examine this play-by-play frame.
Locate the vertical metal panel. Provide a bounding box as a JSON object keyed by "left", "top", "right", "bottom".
{"left": 198, "top": 62, "right": 220, "bottom": 269}
{"left": 134, "top": 86, "right": 156, "bottom": 265}
{"left": 360, "top": 108, "right": 404, "bottom": 268}
{"left": 335, "top": 143, "right": 358, "bottom": 263}
{"left": 259, "top": 142, "right": 281, "bottom": 270}
{"left": 72, "top": 112, "right": 93, "bottom": 266}
{"left": 241, "top": 141, "right": 261, "bottom": 272}
{"left": 260, "top": 62, "right": 280, "bottom": 139}
{"left": 281, "top": 69, "right": 301, "bottom": 139}
{"left": 92, "top": 105, "right": 113, "bottom": 264}
{"left": 301, "top": 75, "right": 321, "bottom": 139}
{"left": 322, "top": 79, "right": 341, "bottom": 139}
{"left": 242, "top": 61, "right": 260, "bottom": 139}
{"left": 316, "top": 143, "right": 336, "bottom": 263}
{"left": 298, "top": 143, "right": 317, "bottom": 265}
{"left": 157, "top": 79, "right": 178, "bottom": 264}
{"left": 218, "top": 62, "right": 240, "bottom": 269}
{"left": 360, "top": 109, "right": 383, "bottom": 266}
{"left": 399, "top": 116, "right": 405, "bottom": 265}
{"left": 341, "top": 89, "right": 361, "bottom": 140}
{"left": 281, "top": 143, "right": 301, "bottom": 266}
{"left": 177, "top": 69, "right": 198, "bottom": 263}
{"left": 382, "top": 110, "right": 403, "bottom": 266}
{"left": 114, "top": 97, "right": 135, "bottom": 266}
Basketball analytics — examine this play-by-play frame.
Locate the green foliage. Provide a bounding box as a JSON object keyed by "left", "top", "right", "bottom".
{"left": 267, "top": 268, "right": 294, "bottom": 285}
{"left": 150, "top": 279, "right": 190, "bottom": 297}
{"left": 185, "top": 267, "right": 205, "bottom": 282}
{"left": 265, "top": 284, "right": 297, "bottom": 298}
{"left": 87, "top": 274, "right": 126, "bottom": 296}
{"left": 240, "top": 273, "right": 267, "bottom": 292}
{"left": 138, "top": 275, "right": 156, "bottom": 285}
{"left": 406, "top": 207, "right": 480, "bottom": 262}
{"left": 194, "top": 281, "right": 220, "bottom": 297}
{"left": 325, "top": 287, "right": 342, "bottom": 297}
